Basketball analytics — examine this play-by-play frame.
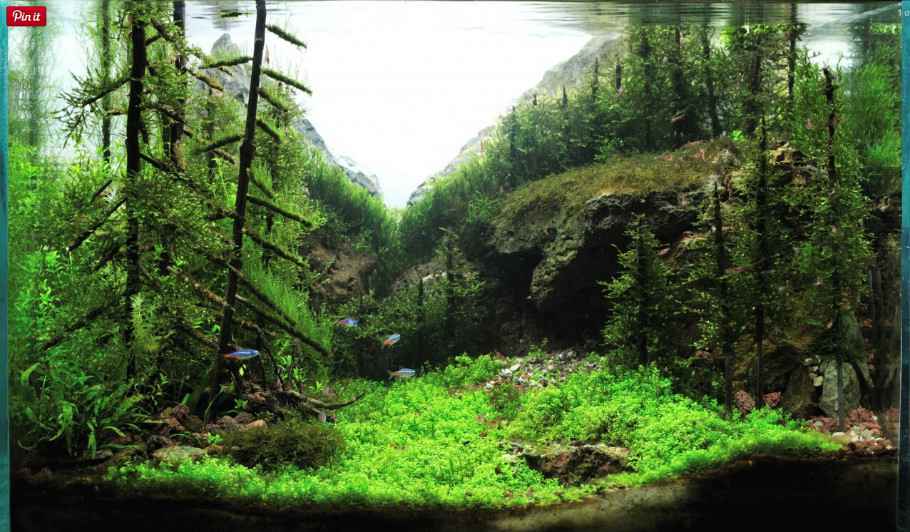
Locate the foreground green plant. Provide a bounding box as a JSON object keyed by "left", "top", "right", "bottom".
{"left": 110, "top": 358, "right": 838, "bottom": 509}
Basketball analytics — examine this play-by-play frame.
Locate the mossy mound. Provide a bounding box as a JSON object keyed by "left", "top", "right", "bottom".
{"left": 222, "top": 417, "right": 345, "bottom": 471}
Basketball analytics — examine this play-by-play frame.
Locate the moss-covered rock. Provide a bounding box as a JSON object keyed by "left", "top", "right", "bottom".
{"left": 521, "top": 443, "right": 630, "bottom": 485}
{"left": 152, "top": 446, "right": 205, "bottom": 467}
{"left": 221, "top": 417, "right": 344, "bottom": 471}
{"left": 475, "top": 139, "right": 738, "bottom": 343}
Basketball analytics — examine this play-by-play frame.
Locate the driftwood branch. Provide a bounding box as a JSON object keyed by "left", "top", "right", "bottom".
{"left": 150, "top": 104, "right": 196, "bottom": 138}
{"left": 256, "top": 118, "right": 281, "bottom": 142}
{"left": 213, "top": 149, "right": 237, "bottom": 165}
{"left": 265, "top": 25, "right": 307, "bottom": 49}
{"left": 89, "top": 179, "right": 113, "bottom": 204}
{"left": 174, "top": 259, "right": 327, "bottom": 358}
{"left": 177, "top": 323, "right": 218, "bottom": 351}
{"left": 203, "top": 56, "right": 253, "bottom": 69}
{"left": 206, "top": 208, "right": 237, "bottom": 222}
{"left": 77, "top": 76, "right": 130, "bottom": 108}
{"left": 42, "top": 304, "right": 111, "bottom": 351}
{"left": 271, "top": 389, "right": 365, "bottom": 422}
{"left": 67, "top": 195, "right": 127, "bottom": 253}
{"left": 196, "top": 134, "right": 243, "bottom": 155}
{"left": 243, "top": 226, "right": 308, "bottom": 269}
{"left": 147, "top": 19, "right": 206, "bottom": 62}
{"left": 236, "top": 297, "right": 331, "bottom": 359}
{"left": 249, "top": 172, "right": 276, "bottom": 200}
{"left": 262, "top": 68, "right": 311, "bottom": 95}
{"left": 247, "top": 195, "right": 310, "bottom": 226}
{"left": 190, "top": 69, "right": 224, "bottom": 92}
{"left": 258, "top": 87, "right": 291, "bottom": 114}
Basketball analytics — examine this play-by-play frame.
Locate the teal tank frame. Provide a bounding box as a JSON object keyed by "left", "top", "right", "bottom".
{"left": 900, "top": 2, "right": 910, "bottom": 531}
{"left": 0, "top": 2, "right": 9, "bottom": 530}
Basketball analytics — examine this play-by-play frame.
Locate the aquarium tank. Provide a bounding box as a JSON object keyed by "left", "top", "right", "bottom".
{"left": 3, "top": 1, "right": 906, "bottom": 531}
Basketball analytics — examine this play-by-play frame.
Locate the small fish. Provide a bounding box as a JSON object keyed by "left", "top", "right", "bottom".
{"left": 223, "top": 348, "right": 260, "bottom": 361}
{"left": 388, "top": 368, "right": 416, "bottom": 380}
{"left": 336, "top": 318, "right": 359, "bottom": 328}
{"left": 382, "top": 334, "right": 401, "bottom": 347}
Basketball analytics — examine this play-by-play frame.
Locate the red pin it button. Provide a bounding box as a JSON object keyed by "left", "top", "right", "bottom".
{"left": 7, "top": 6, "right": 47, "bottom": 27}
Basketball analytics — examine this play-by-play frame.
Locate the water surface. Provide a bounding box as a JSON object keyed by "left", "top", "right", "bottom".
{"left": 13, "top": 1, "right": 899, "bottom": 206}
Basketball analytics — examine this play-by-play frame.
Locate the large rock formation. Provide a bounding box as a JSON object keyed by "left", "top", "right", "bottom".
{"left": 204, "top": 33, "right": 382, "bottom": 198}
{"left": 458, "top": 139, "right": 740, "bottom": 353}
{"left": 408, "top": 34, "right": 623, "bottom": 205}
{"left": 481, "top": 187, "right": 707, "bottom": 346}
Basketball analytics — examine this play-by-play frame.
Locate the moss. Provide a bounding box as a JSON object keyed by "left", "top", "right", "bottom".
{"left": 222, "top": 417, "right": 344, "bottom": 471}
{"left": 494, "top": 139, "right": 735, "bottom": 231}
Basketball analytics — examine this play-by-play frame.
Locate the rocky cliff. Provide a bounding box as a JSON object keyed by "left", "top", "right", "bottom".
{"left": 407, "top": 33, "right": 623, "bottom": 205}
{"left": 204, "top": 33, "right": 382, "bottom": 198}
{"left": 459, "top": 137, "right": 901, "bottom": 417}
{"left": 471, "top": 139, "right": 738, "bottom": 350}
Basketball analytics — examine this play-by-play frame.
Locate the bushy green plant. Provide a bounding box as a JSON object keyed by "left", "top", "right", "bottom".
{"left": 602, "top": 216, "right": 682, "bottom": 370}
{"left": 429, "top": 354, "right": 502, "bottom": 388}
{"left": 332, "top": 245, "right": 488, "bottom": 377}
{"left": 15, "top": 367, "right": 146, "bottom": 458}
{"left": 223, "top": 417, "right": 344, "bottom": 471}
{"left": 508, "top": 364, "right": 838, "bottom": 479}
{"left": 487, "top": 383, "right": 522, "bottom": 420}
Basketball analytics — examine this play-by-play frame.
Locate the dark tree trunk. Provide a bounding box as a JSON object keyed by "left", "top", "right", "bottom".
{"left": 508, "top": 107, "right": 518, "bottom": 188}
{"left": 165, "top": 0, "right": 186, "bottom": 169}
{"left": 591, "top": 58, "right": 599, "bottom": 101}
{"left": 787, "top": 2, "right": 798, "bottom": 110}
{"left": 615, "top": 62, "right": 622, "bottom": 94}
{"left": 205, "top": 88, "right": 216, "bottom": 181}
{"left": 669, "top": 26, "right": 694, "bottom": 147}
{"left": 638, "top": 30, "right": 655, "bottom": 150}
{"left": 444, "top": 237, "right": 455, "bottom": 347}
{"left": 635, "top": 221, "right": 649, "bottom": 367}
{"left": 100, "top": 0, "right": 112, "bottom": 164}
{"left": 416, "top": 277, "right": 425, "bottom": 365}
{"left": 753, "top": 120, "right": 769, "bottom": 403}
{"left": 870, "top": 236, "right": 884, "bottom": 362}
{"left": 159, "top": 0, "right": 186, "bottom": 277}
{"left": 125, "top": 8, "right": 148, "bottom": 380}
{"left": 700, "top": 25, "right": 721, "bottom": 137}
{"left": 714, "top": 182, "right": 734, "bottom": 418}
{"left": 744, "top": 41, "right": 763, "bottom": 137}
{"left": 823, "top": 67, "right": 845, "bottom": 430}
{"left": 213, "top": 0, "right": 267, "bottom": 399}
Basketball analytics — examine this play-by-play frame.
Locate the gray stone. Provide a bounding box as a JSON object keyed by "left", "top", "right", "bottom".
{"left": 152, "top": 446, "right": 206, "bottom": 466}
{"left": 522, "top": 443, "right": 630, "bottom": 485}
{"left": 819, "top": 360, "right": 861, "bottom": 418}
{"left": 782, "top": 366, "right": 817, "bottom": 418}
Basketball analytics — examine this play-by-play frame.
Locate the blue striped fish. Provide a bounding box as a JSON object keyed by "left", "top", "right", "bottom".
{"left": 223, "top": 348, "right": 260, "bottom": 361}
{"left": 388, "top": 368, "right": 416, "bottom": 380}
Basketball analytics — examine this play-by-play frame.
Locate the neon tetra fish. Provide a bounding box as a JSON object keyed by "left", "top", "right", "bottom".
{"left": 382, "top": 334, "right": 401, "bottom": 347}
{"left": 336, "top": 318, "right": 359, "bottom": 328}
{"left": 388, "top": 368, "right": 416, "bottom": 380}
{"left": 223, "top": 348, "right": 260, "bottom": 361}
